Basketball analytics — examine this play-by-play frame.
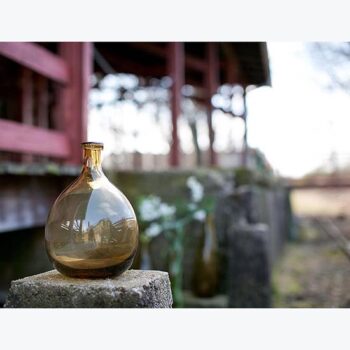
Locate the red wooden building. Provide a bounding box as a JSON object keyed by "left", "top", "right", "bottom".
{"left": 0, "top": 42, "right": 269, "bottom": 168}
{"left": 0, "top": 43, "right": 91, "bottom": 164}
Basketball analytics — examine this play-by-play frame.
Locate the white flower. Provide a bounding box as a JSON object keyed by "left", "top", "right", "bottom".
{"left": 188, "top": 203, "right": 196, "bottom": 211}
{"left": 139, "top": 196, "right": 176, "bottom": 222}
{"left": 139, "top": 196, "right": 162, "bottom": 221}
{"left": 193, "top": 210, "right": 206, "bottom": 222}
{"left": 186, "top": 176, "right": 204, "bottom": 203}
{"left": 159, "top": 203, "right": 176, "bottom": 217}
{"left": 145, "top": 223, "right": 162, "bottom": 238}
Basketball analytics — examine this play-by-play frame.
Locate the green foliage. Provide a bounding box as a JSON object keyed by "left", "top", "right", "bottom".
{"left": 234, "top": 166, "right": 274, "bottom": 188}
{"left": 234, "top": 167, "right": 254, "bottom": 186}
{"left": 136, "top": 176, "right": 215, "bottom": 307}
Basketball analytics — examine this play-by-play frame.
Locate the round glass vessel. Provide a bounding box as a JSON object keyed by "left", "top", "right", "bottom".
{"left": 45, "top": 142, "right": 139, "bottom": 278}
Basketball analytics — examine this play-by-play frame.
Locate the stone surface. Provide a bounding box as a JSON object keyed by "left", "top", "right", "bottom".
{"left": 227, "top": 223, "right": 271, "bottom": 308}
{"left": 4, "top": 269, "right": 173, "bottom": 308}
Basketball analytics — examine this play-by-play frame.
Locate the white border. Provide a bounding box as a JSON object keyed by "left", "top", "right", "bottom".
{"left": 1, "top": 309, "right": 350, "bottom": 349}
{"left": 1, "top": 0, "right": 350, "bottom": 41}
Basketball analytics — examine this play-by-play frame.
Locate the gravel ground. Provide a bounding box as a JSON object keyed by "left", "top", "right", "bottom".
{"left": 273, "top": 218, "right": 350, "bottom": 308}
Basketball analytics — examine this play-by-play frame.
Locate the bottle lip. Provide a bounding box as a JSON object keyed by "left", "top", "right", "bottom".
{"left": 81, "top": 142, "right": 104, "bottom": 149}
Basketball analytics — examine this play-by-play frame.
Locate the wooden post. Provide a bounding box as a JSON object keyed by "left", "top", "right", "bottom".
{"left": 57, "top": 42, "right": 92, "bottom": 164}
{"left": 35, "top": 75, "right": 49, "bottom": 128}
{"left": 167, "top": 42, "right": 184, "bottom": 167}
{"left": 21, "top": 67, "right": 34, "bottom": 162}
{"left": 21, "top": 68, "right": 34, "bottom": 126}
{"left": 205, "top": 43, "right": 219, "bottom": 166}
{"left": 241, "top": 88, "right": 248, "bottom": 167}
{"left": 222, "top": 42, "right": 240, "bottom": 84}
{"left": 34, "top": 74, "right": 49, "bottom": 161}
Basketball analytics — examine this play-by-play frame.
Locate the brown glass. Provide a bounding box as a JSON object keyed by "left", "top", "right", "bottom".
{"left": 192, "top": 214, "right": 219, "bottom": 297}
{"left": 45, "top": 142, "right": 139, "bottom": 278}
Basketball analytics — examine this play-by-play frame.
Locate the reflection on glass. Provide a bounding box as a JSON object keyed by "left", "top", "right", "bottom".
{"left": 45, "top": 142, "right": 139, "bottom": 278}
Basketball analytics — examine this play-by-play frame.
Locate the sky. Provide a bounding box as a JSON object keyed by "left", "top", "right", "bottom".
{"left": 89, "top": 42, "right": 350, "bottom": 179}
{"left": 247, "top": 42, "right": 350, "bottom": 178}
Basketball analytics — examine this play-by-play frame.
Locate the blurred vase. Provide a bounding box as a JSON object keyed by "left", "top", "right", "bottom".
{"left": 45, "top": 142, "right": 139, "bottom": 278}
{"left": 192, "top": 213, "right": 219, "bottom": 297}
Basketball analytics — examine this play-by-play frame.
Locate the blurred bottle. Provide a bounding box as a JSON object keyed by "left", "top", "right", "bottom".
{"left": 192, "top": 213, "right": 219, "bottom": 297}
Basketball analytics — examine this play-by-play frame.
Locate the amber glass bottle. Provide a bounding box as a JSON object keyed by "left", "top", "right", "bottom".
{"left": 45, "top": 142, "right": 139, "bottom": 278}
{"left": 192, "top": 213, "right": 219, "bottom": 297}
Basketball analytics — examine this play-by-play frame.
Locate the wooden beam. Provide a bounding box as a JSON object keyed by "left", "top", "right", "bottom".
{"left": 0, "top": 120, "right": 70, "bottom": 158}
{"left": 129, "top": 42, "right": 165, "bottom": 57}
{"left": 130, "top": 42, "right": 206, "bottom": 72}
{"left": 96, "top": 49, "right": 165, "bottom": 77}
{"left": 0, "top": 42, "right": 69, "bottom": 85}
{"left": 205, "top": 43, "right": 219, "bottom": 166}
{"left": 186, "top": 56, "right": 206, "bottom": 72}
{"left": 58, "top": 42, "right": 92, "bottom": 164}
{"left": 167, "top": 43, "right": 185, "bottom": 167}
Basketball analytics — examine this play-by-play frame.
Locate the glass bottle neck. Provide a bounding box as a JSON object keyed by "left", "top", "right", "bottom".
{"left": 82, "top": 147, "right": 102, "bottom": 171}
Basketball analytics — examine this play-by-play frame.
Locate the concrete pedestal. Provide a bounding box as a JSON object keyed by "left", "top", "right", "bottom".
{"left": 4, "top": 269, "right": 173, "bottom": 308}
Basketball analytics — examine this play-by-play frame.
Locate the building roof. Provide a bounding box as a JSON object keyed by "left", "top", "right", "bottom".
{"left": 94, "top": 42, "right": 270, "bottom": 88}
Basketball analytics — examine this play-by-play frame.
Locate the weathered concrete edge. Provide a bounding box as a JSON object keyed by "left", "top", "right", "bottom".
{"left": 4, "top": 270, "right": 173, "bottom": 308}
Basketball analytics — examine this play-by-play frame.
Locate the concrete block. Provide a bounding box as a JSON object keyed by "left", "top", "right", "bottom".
{"left": 4, "top": 269, "right": 172, "bottom": 308}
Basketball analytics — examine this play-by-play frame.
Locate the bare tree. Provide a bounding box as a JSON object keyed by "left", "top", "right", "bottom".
{"left": 307, "top": 42, "right": 350, "bottom": 92}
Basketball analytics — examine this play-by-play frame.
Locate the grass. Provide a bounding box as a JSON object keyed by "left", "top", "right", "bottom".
{"left": 272, "top": 221, "right": 350, "bottom": 308}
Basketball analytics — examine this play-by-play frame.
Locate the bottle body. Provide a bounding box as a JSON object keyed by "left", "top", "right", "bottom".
{"left": 45, "top": 143, "right": 139, "bottom": 278}
{"left": 192, "top": 213, "right": 219, "bottom": 297}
